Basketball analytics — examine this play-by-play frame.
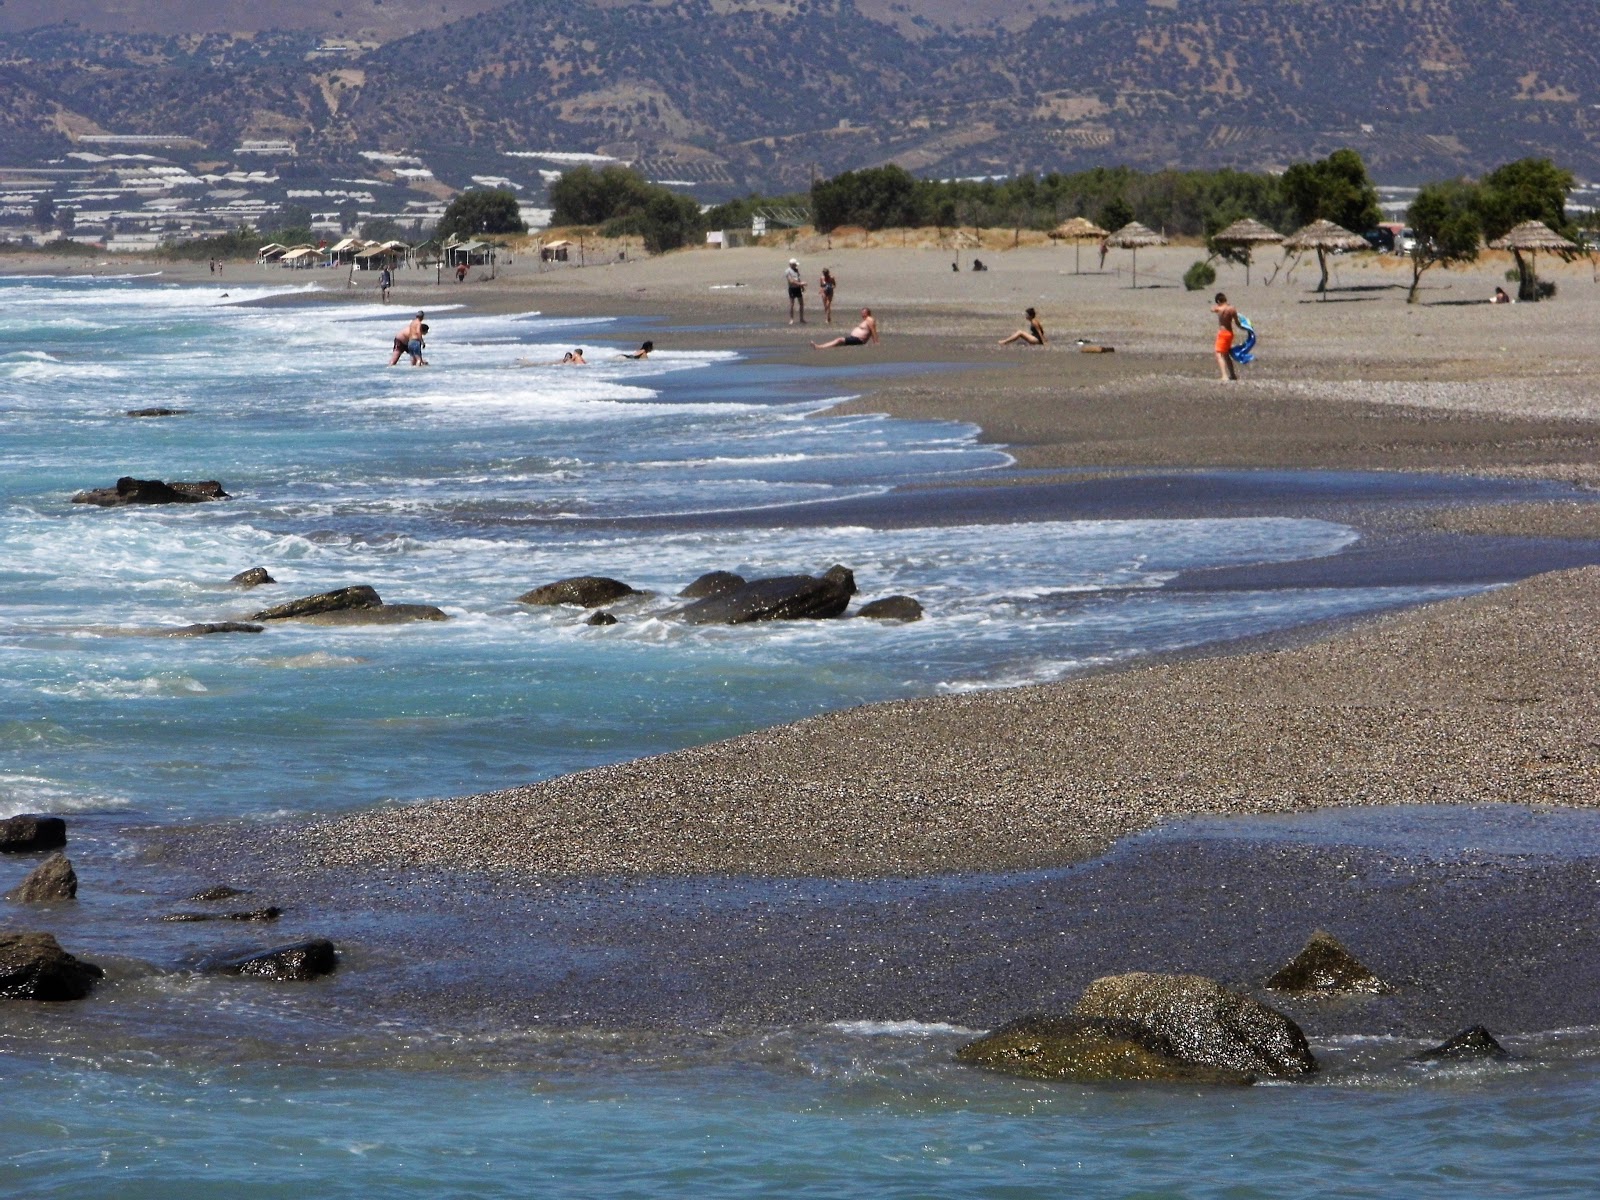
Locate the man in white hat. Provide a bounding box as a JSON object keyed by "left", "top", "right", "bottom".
{"left": 784, "top": 257, "right": 806, "bottom": 324}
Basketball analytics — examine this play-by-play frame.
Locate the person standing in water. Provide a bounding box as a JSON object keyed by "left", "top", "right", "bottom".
{"left": 1211, "top": 292, "right": 1240, "bottom": 381}
{"left": 389, "top": 310, "right": 425, "bottom": 366}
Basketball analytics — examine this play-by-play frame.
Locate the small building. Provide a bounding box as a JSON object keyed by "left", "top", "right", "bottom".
{"left": 538, "top": 239, "right": 571, "bottom": 263}
{"left": 445, "top": 237, "right": 494, "bottom": 266}
{"left": 353, "top": 240, "right": 409, "bottom": 270}
{"left": 324, "top": 236, "right": 366, "bottom": 266}
{"left": 280, "top": 246, "right": 320, "bottom": 269}
{"left": 256, "top": 242, "right": 289, "bottom": 263}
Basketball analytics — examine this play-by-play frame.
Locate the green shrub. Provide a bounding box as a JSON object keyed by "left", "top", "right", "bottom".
{"left": 1183, "top": 260, "right": 1217, "bottom": 291}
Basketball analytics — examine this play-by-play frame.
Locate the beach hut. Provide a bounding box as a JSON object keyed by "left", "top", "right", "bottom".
{"left": 354, "top": 240, "right": 408, "bottom": 271}
{"left": 1489, "top": 219, "right": 1578, "bottom": 301}
{"left": 280, "top": 246, "right": 320, "bottom": 270}
{"left": 1049, "top": 216, "right": 1108, "bottom": 275}
{"left": 1105, "top": 221, "right": 1166, "bottom": 288}
{"left": 256, "top": 242, "right": 288, "bottom": 264}
{"left": 1282, "top": 219, "right": 1369, "bottom": 297}
{"left": 324, "top": 236, "right": 366, "bottom": 267}
{"left": 444, "top": 238, "right": 493, "bottom": 267}
{"left": 539, "top": 239, "right": 571, "bottom": 263}
{"left": 1210, "top": 218, "right": 1283, "bottom": 286}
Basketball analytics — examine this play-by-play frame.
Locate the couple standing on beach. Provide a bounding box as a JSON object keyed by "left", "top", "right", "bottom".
{"left": 786, "top": 258, "right": 838, "bottom": 325}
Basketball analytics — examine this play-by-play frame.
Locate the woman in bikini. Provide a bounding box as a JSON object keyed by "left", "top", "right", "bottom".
{"left": 819, "top": 268, "right": 837, "bottom": 324}
{"left": 999, "top": 307, "right": 1045, "bottom": 346}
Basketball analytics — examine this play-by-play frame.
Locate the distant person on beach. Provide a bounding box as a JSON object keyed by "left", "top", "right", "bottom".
{"left": 812, "top": 308, "right": 878, "bottom": 349}
{"left": 1211, "top": 292, "right": 1239, "bottom": 382}
{"left": 622, "top": 340, "right": 654, "bottom": 360}
{"left": 389, "top": 310, "right": 426, "bottom": 366}
{"left": 456, "top": 263, "right": 469, "bottom": 283}
{"left": 785, "top": 258, "right": 806, "bottom": 324}
{"left": 999, "top": 307, "right": 1046, "bottom": 346}
{"left": 1491, "top": 286, "right": 1512, "bottom": 304}
{"left": 379, "top": 267, "right": 392, "bottom": 303}
{"left": 819, "top": 268, "right": 837, "bottom": 323}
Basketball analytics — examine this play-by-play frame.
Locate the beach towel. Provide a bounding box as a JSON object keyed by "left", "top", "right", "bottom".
{"left": 1230, "top": 315, "right": 1257, "bottom": 365}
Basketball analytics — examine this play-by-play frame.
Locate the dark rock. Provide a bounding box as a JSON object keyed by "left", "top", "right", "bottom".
{"left": 857, "top": 595, "right": 924, "bottom": 621}
{"left": 586, "top": 610, "right": 618, "bottom": 626}
{"left": 211, "top": 939, "right": 338, "bottom": 981}
{"left": 188, "top": 885, "right": 248, "bottom": 902}
{"left": 1414, "top": 1026, "right": 1510, "bottom": 1063}
{"left": 159, "top": 622, "right": 265, "bottom": 637}
{"left": 678, "top": 571, "right": 746, "bottom": 600}
{"left": 0, "top": 814, "right": 67, "bottom": 853}
{"left": 517, "top": 576, "right": 638, "bottom": 608}
{"left": 1266, "top": 930, "right": 1390, "bottom": 995}
{"left": 293, "top": 603, "right": 449, "bottom": 626}
{"left": 956, "top": 1014, "right": 1254, "bottom": 1085}
{"left": 676, "top": 565, "right": 857, "bottom": 625}
{"left": 231, "top": 567, "right": 276, "bottom": 588}
{"left": 161, "top": 907, "right": 282, "bottom": 923}
{"left": 72, "top": 477, "right": 228, "bottom": 506}
{"left": 1074, "top": 972, "right": 1318, "bottom": 1078}
{"left": 252, "top": 585, "right": 383, "bottom": 621}
{"left": 5, "top": 853, "right": 77, "bottom": 903}
{"left": 0, "top": 932, "right": 104, "bottom": 1001}
{"left": 125, "top": 407, "right": 188, "bottom": 418}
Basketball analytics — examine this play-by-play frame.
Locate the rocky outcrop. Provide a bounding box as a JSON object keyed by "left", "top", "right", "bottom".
{"left": 0, "top": 932, "right": 103, "bottom": 1001}
{"left": 5, "top": 853, "right": 77, "bottom": 903}
{"left": 0, "top": 815, "right": 67, "bottom": 853}
{"left": 857, "top": 595, "right": 924, "bottom": 621}
{"left": 956, "top": 1014, "right": 1254, "bottom": 1085}
{"left": 251, "top": 585, "right": 382, "bottom": 621}
{"left": 1074, "top": 972, "right": 1318, "bottom": 1078}
{"left": 158, "top": 622, "right": 264, "bottom": 637}
{"left": 1414, "top": 1026, "right": 1509, "bottom": 1063}
{"left": 678, "top": 571, "right": 746, "bottom": 600}
{"left": 72, "top": 477, "right": 228, "bottom": 506}
{"left": 676, "top": 566, "right": 856, "bottom": 625}
{"left": 231, "top": 567, "right": 275, "bottom": 588}
{"left": 161, "top": 907, "right": 282, "bottom": 923}
{"left": 1266, "top": 931, "right": 1390, "bottom": 995}
{"left": 211, "top": 939, "right": 338, "bottom": 981}
{"left": 518, "top": 576, "right": 638, "bottom": 608}
{"left": 293, "top": 603, "right": 448, "bottom": 626}
{"left": 125, "top": 407, "right": 188, "bottom": 418}
{"left": 586, "top": 611, "right": 618, "bottom": 626}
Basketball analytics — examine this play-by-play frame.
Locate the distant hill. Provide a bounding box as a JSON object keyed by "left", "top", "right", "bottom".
{"left": 3, "top": 0, "right": 1598, "bottom": 190}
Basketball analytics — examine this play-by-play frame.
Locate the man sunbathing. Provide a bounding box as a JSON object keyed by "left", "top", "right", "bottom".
{"left": 812, "top": 308, "right": 879, "bottom": 349}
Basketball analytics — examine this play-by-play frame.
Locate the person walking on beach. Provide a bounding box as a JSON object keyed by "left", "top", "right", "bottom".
{"left": 379, "top": 266, "right": 392, "bottom": 303}
{"left": 999, "top": 307, "right": 1046, "bottom": 346}
{"left": 812, "top": 308, "right": 878, "bottom": 349}
{"left": 389, "top": 310, "right": 426, "bottom": 366}
{"left": 785, "top": 258, "right": 807, "bottom": 324}
{"left": 1211, "top": 292, "right": 1240, "bottom": 382}
{"left": 819, "top": 267, "right": 837, "bottom": 324}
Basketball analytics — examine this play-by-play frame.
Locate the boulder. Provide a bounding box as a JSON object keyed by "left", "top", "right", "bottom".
{"left": 5, "top": 853, "right": 77, "bottom": 903}
{"left": 72, "top": 477, "right": 228, "bottom": 506}
{"left": 158, "top": 622, "right": 264, "bottom": 637}
{"left": 678, "top": 571, "right": 746, "bottom": 600}
{"left": 251, "top": 585, "right": 382, "bottom": 621}
{"left": 1265, "top": 930, "right": 1390, "bottom": 995}
{"left": 0, "top": 814, "right": 67, "bottom": 853}
{"left": 956, "top": 1014, "right": 1254, "bottom": 1085}
{"left": 518, "top": 576, "right": 638, "bottom": 608}
{"left": 1074, "top": 972, "right": 1318, "bottom": 1078}
{"left": 586, "top": 610, "right": 618, "bottom": 626}
{"left": 293, "top": 603, "right": 448, "bottom": 626}
{"left": 1414, "top": 1026, "right": 1509, "bottom": 1063}
{"left": 126, "top": 407, "right": 188, "bottom": 418}
{"left": 161, "top": 907, "right": 282, "bottom": 923}
{"left": 0, "top": 932, "right": 103, "bottom": 1001}
{"left": 857, "top": 595, "right": 924, "bottom": 621}
{"left": 231, "top": 567, "right": 275, "bottom": 588}
{"left": 211, "top": 939, "right": 338, "bottom": 981}
{"left": 676, "top": 565, "right": 857, "bottom": 625}
{"left": 188, "top": 885, "right": 248, "bottom": 902}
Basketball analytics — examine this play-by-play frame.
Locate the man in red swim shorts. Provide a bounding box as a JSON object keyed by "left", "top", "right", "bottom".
{"left": 1211, "top": 291, "right": 1239, "bottom": 382}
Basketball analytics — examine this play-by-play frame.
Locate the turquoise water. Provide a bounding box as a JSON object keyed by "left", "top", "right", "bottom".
{"left": 3, "top": 275, "right": 1592, "bottom": 1195}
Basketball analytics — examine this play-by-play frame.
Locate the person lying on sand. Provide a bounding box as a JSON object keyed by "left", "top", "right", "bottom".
{"left": 812, "top": 308, "right": 879, "bottom": 350}
{"left": 622, "top": 340, "right": 654, "bottom": 360}
{"left": 999, "top": 307, "right": 1045, "bottom": 346}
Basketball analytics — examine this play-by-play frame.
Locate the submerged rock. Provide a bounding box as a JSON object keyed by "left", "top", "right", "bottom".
{"left": 586, "top": 610, "right": 618, "bottom": 626}
{"left": 211, "top": 939, "right": 338, "bottom": 981}
{"left": 159, "top": 622, "right": 265, "bottom": 637}
{"left": 1074, "top": 972, "right": 1318, "bottom": 1078}
{"left": 518, "top": 576, "right": 638, "bottom": 608}
{"left": 956, "top": 1014, "right": 1254, "bottom": 1085}
{"left": 161, "top": 907, "right": 282, "bottom": 923}
{"left": 72, "top": 477, "right": 229, "bottom": 506}
{"left": 0, "top": 814, "right": 67, "bottom": 853}
{"left": 0, "top": 932, "right": 103, "bottom": 1001}
{"left": 678, "top": 571, "right": 746, "bottom": 600}
{"left": 1414, "top": 1026, "right": 1509, "bottom": 1063}
{"left": 5, "top": 853, "right": 77, "bottom": 903}
{"left": 231, "top": 567, "right": 276, "bottom": 588}
{"left": 1266, "top": 930, "right": 1390, "bottom": 995}
{"left": 676, "top": 565, "right": 857, "bottom": 625}
{"left": 857, "top": 595, "right": 924, "bottom": 621}
{"left": 188, "top": 885, "right": 248, "bottom": 902}
{"left": 125, "top": 407, "right": 189, "bottom": 418}
{"left": 251, "top": 585, "right": 382, "bottom": 621}
{"left": 293, "top": 603, "right": 448, "bottom": 626}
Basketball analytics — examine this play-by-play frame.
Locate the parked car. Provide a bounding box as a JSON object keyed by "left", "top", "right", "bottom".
{"left": 1362, "top": 227, "right": 1395, "bottom": 253}
{"left": 1399, "top": 227, "right": 1418, "bottom": 254}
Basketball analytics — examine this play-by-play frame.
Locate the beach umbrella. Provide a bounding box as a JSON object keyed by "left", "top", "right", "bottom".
{"left": 1282, "top": 219, "right": 1369, "bottom": 297}
{"left": 1105, "top": 221, "right": 1167, "bottom": 288}
{"left": 1211, "top": 218, "right": 1283, "bottom": 286}
{"left": 1489, "top": 219, "right": 1578, "bottom": 301}
{"left": 1050, "top": 216, "right": 1109, "bottom": 274}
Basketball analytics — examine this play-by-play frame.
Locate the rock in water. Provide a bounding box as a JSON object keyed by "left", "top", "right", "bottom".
{"left": 231, "top": 567, "right": 275, "bottom": 588}
{"left": 158, "top": 622, "right": 265, "bottom": 637}
{"left": 676, "top": 565, "right": 857, "bottom": 625}
{"left": 294, "top": 603, "right": 448, "bottom": 626}
{"left": 161, "top": 907, "right": 282, "bottom": 923}
{"left": 188, "top": 885, "right": 248, "bottom": 902}
{"left": 1265, "top": 930, "right": 1390, "bottom": 995}
{"left": 1074, "top": 972, "right": 1318, "bottom": 1078}
{"left": 72, "top": 477, "right": 228, "bottom": 506}
{"left": 0, "top": 932, "right": 104, "bottom": 1001}
{"left": 5, "top": 853, "right": 78, "bottom": 903}
{"left": 857, "top": 595, "right": 924, "bottom": 621}
{"left": 1414, "top": 1026, "right": 1509, "bottom": 1062}
{"left": 212, "top": 939, "right": 338, "bottom": 981}
{"left": 956, "top": 1014, "right": 1254, "bottom": 1085}
{"left": 517, "top": 576, "right": 638, "bottom": 608}
{"left": 0, "top": 815, "right": 67, "bottom": 853}
{"left": 251, "top": 586, "right": 383, "bottom": 621}
{"left": 125, "top": 407, "right": 188, "bottom": 418}
{"left": 678, "top": 571, "right": 746, "bottom": 599}
{"left": 586, "top": 610, "right": 618, "bottom": 626}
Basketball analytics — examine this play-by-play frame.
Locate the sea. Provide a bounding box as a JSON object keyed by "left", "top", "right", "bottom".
{"left": 2, "top": 273, "right": 1597, "bottom": 1197}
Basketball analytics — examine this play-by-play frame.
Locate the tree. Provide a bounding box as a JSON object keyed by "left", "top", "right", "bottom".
{"left": 1405, "top": 180, "right": 1482, "bottom": 303}
{"left": 811, "top": 166, "right": 919, "bottom": 232}
{"left": 32, "top": 193, "right": 55, "bottom": 232}
{"left": 54, "top": 206, "right": 76, "bottom": 235}
{"left": 549, "top": 166, "right": 656, "bottom": 226}
{"left": 1474, "top": 157, "right": 1574, "bottom": 242}
{"left": 1098, "top": 196, "right": 1134, "bottom": 233}
{"left": 1281, "top": 148, "right": 1382, "bottom": 233}
{"left": 360, "top": 216, "right": 411, "bottom": 243}
{"left": 436, "top": 188, "right": 527, "bottom": 241}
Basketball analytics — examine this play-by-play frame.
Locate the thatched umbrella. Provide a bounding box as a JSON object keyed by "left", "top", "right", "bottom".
{"left": 1489, "top": 219, "right": 1578, "bottom": 301}
{"left": 1211, "top": 217, "right": 1283, "bottom": 286}
{"left": 1050, "top": 216, "right": 1109, "bottom": 275}
{"left": 1106, "top": 221, "right": 1166, "bottom": 288}
{"left": 1282, "top": 219, "right": 1369, "bottom": 296}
